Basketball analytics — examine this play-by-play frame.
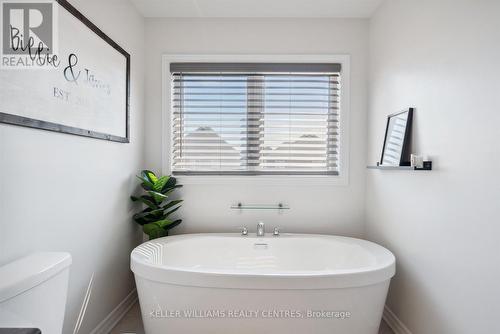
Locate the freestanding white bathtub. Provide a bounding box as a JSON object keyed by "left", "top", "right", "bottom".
{"left": 131, "top": 233, "right": 395, "bottom": 334}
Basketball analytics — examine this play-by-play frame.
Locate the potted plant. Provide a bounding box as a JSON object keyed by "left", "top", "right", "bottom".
{"left": 131, "top": 170, "right": 183, "bottom": 239}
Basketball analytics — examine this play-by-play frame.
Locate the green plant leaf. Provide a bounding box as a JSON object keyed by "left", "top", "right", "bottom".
{"left": 164, "top": 205, "right": 181, "bottom": 217}
{"left": 130, "top": 195, "right": 157, "bottom": 209}
{"left": 147, "top": 190, "right": 168, "bottom": 204}
{"left": 161, "top": 178, "right": 183, "bottom": 193}
{"left": 160, "top": 186, "right": 181, "bottom": 199}
{"left": 151, "top": 219, "right": 173, "bottom": 228}
{"left": 136, "top": 175, "right": 154, "bottom": 190}
{"left": 143, "top": 222, "right": 168, "bottom": 239}
{"left": 148, "top": 174, "right": 158, "bottom": 183}
{"left": 165, "top": 219, "right": 182, "bottom": 230}
{"left": 153, "top": 176, "right": 170, "bottom": 192}
{"left": 135, "top": 213, "right": 167, "bottom": 225}
{"left": 133, "top": 208, "right": 164, "bottom": 220}
{"left": 141, "top": 170, "right": 158, "bottom": 184}
{"left": 164, "top": 176, "right": 176, "bottom": 187}
{"left": 161, "top": 199, "right": 183, "bottom": 210}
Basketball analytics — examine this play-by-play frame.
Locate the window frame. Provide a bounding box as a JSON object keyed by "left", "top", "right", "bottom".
{"left": 162, "top": 54, "right": 350, "bottom": 186}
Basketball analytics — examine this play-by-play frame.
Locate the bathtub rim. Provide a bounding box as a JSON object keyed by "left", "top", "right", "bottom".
{"left": 131, "top": 233, "right": 396, "bottom": 290}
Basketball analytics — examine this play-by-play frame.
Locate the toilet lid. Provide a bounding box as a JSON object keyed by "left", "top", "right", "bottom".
{"left": 0, "top": 253, "right": 71, "bottom": 303}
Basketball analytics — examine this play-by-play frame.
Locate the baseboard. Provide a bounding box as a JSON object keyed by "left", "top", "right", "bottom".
{"left": 89, "top": 289, "right": 138, "bottom": 334}
{"left": 383, "top": 305, "right": 412, "bottom": 334}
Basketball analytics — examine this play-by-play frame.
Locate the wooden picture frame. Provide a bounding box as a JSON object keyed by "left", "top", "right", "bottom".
{"left": 0, "top": 0, "right": 130, "bottom": 142}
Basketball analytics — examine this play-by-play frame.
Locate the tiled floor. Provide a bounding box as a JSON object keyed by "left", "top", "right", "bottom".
{"left": 111, "top": 303, "right": 395, "bottom": 334}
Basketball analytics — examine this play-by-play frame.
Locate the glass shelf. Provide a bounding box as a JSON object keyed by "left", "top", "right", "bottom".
{"left": 230, "top": 203, "right": 290, "bottom": 210}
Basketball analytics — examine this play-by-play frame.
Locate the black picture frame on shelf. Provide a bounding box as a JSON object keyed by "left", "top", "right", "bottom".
{"left": 380, "top": 108, "right": 413, "bottom": 166}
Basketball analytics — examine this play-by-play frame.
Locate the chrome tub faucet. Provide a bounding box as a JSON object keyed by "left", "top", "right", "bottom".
{"left": 257, "top": 221, "right": 265, "bottom": 237}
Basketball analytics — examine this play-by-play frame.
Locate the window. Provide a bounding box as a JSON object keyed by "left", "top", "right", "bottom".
{"left": 170, "top": 62, "right": 341, "bottom": 176}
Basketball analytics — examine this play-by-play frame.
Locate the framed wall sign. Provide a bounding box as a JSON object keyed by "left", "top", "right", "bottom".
{"left": 380, "top": 108, "right": 413, "bottom": 166}
{"left": 0, "top": 0, "right": 130, "bottom": 142}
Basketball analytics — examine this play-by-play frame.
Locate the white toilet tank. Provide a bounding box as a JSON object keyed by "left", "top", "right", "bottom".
{"left": 0, "top": 252, "right": 72, "bottom": 333}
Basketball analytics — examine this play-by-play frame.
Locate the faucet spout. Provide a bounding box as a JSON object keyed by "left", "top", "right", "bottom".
{"left": 257, "top": 221, "right": 265, "bottom": 237}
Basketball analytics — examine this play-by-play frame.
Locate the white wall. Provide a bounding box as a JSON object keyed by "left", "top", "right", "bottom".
{"left": 0, "top": 0, "right": 145, "bottom": 333}
{"left": 144, "top": 18, "right": 369, "bottom": 236}
{"left": 366, "top": 1, "right": 500, "bottom": 333}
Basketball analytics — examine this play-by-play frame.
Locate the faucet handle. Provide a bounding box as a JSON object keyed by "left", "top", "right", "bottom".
{"left": 241, "top": 227, "right": 248, "bottom": 236}
{"left": 273, "top": 227, "right": 280, "bottom": 236}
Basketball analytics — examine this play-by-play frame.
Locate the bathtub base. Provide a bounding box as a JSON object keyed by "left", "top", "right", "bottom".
{"left": 136, "top": 278, "right": 390, "bottom": 334}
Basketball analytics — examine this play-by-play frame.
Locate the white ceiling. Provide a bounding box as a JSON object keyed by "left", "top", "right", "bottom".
{"left": 130, "top": 0, "right": 384, "bottom": 18}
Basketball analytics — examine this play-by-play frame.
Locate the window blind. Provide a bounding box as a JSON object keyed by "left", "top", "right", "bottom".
{"left": 170, "top": 63, "right": 341, "bottom": 175}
